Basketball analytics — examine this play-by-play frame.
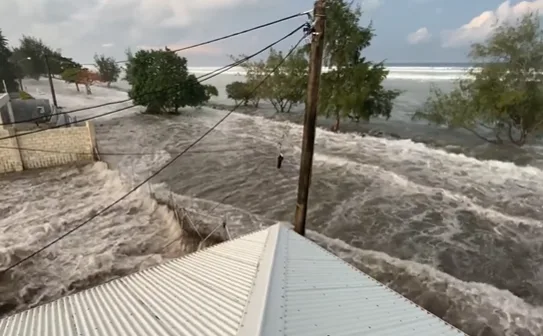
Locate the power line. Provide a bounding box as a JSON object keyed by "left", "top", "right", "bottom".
{"left": 137, "top": 156, "right": 271, "bottom": 269}
{"left": 0, "top": 24, "right": 304, "bottom": 140}
{"left": 2, "top": 23, "right": 304, "bottom": 127}
{"left": 80, "top": 11, "right": 310, "bottom": 66}
{"left": 0, "top": 32, "right": 308, "bottom": 275}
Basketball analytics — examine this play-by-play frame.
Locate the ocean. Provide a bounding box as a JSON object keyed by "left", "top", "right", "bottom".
{"left": 1, "top": 64, "right": 542, "bottom": 336}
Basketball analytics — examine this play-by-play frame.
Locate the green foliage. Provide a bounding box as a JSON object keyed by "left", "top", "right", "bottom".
{"left": 319, "top": 0, "right": 400, "bottom": 130}
{"left": 233, "top": 47, "right": 308, "bottom": 112}
{"left": 11, "top": 36, "right": 77, "bottom": 80}
{"left": 94, "top": 54, "right": 121, "bottom": 86}
{"left": 225, "top": 81, "right": 255, "bottom": 105}
{"left": 61, "top": 67, "right": 81, "bottom": 83}
{"left": 203, "top": 84, "right": 218, "bottom": 100}
{"left": 414, "top": 13, "right": 543, "bottom": 146}
{"left": 128, "top": 48, "right": 210, "bottom": 114}
{"left": 0, "top": 29, "right": 18, "bottom": 92}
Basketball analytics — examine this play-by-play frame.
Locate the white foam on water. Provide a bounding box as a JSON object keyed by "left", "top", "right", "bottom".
{"left": 0, "top": 162, "right": 182, "bottom": 315}
{"left": 2, "top": 70, "right": 542, "bottom": 336}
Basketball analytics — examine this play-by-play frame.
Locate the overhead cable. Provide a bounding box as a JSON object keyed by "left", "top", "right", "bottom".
{"left": 2, "top": 23, "right": 304, "bottom": 127}
{"left": 0, "top": 32, "right": 309, "bottom": 274}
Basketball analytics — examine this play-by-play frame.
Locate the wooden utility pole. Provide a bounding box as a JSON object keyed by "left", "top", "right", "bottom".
{"left": 44, "top": 54, "right": 58, "bottom": 108}
{"left": 294, "top": 0, "right": 326, "bottom": 236}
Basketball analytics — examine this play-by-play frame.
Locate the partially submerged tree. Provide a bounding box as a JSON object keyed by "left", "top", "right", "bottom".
{"left": 203, "top": 84, "right": 218, "bottom": 101}
{"left": 319, "top": 0, "right": 401, "bottom": 131}
{"left": 94, "top": 54, "right": 121, "bottom": 86}
{"left": 226, "top": 81, "right": 254, "bottom": 105}
{"left": 0, "top": 29, "right": 18, "bottom": 92}
{"left": 128, "top": 48, "right": 210, "bottom": 114}
{"left": 262, "top": 48, "right": 308, "bottom": 113}
{"left": 232, "top": 47, "right": 308, "bottom": 112}
{"left": 414, "top": 13, "right": 543, "bottom": 146}
{"left": 61, "top": 67, "right": 100, "bottom": 94}
{"left": 123, "top": 48, "right": 135, "bottom": 84}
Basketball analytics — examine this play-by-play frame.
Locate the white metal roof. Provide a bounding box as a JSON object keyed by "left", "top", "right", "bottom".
{"left": 0, "top": 223, "right": 466, "bottom": 336}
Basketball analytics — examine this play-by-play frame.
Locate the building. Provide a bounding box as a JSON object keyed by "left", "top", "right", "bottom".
{"left": 0, "top": 223, "right": 466, "bottom": 335}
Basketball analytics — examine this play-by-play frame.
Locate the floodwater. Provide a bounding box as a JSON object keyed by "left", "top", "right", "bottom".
{"left": 1, "top": 66, "right": 542, "bottom": 336}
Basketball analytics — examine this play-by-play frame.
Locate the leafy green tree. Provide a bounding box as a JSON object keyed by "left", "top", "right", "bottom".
{"left": 94, "top": 54, "right": 121, "bottom": 86}
{"left": 414, "top": 13, "right": 543, "bottom": 146}
{"left": 203, "top": 84, "right": 218, "bottom": 100}
{"left": 262, "top": 48, "right": 308, "bottom": 113}
{"left": 11, "top": 36, "right": 72, "bottom": 79}
{"left": 0, "top": 29, "right": 18, "bottom": 92}
{"left": 320, "top": 0, "right": 400, "bottom": 131}
{"left": 234, "top": 48, "right": 308, "bottom": 112}
{"left": 233, "top": 58, "right": 266, "bottom": 107}
{"left": 226, "top": 81, "right": 254, "bottom": 105}
{"left": 128, "top": 48, "right": 209, "bottom": 114}
{"left": 61, "top": 67, "right": 83, "bottom": 92}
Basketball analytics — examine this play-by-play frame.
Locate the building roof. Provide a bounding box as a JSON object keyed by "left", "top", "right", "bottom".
{"left": 0, "top": 223, "right": 466, "bottom": 336}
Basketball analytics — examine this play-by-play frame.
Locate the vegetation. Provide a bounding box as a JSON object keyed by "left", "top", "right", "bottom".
{"left": 123, "top": 48, "right": 135, "bottom": 83}
{"left": 126, "top": 48, "right": 215, "bottom": 114}
{"left": 203, "top": 84, "right": 219, "bottom": 100}
{"left": 0, "top": 29, "right": 18, "bottom": 92}
{"left": 94, "top": 54, "right": 121, "bottom": 87}
{"left": 233, "top": 47, "right": 308, "bottom": 113}
{"left": 414, "top": 13, "right": 543, "bottom": 146}
{"left": 226, "top": 81, "right": 255, "bottom": 105}
{"left": 12, "top": 36, "right": 78, "bottom": 80}
{"left": 61, "top": 67, "right": 100, "bottom": 94}
{"left": 319, "top": 0, "right": 401, "bottom": 131}
{"left": 225, "top": 0, "right": 399, "bottom": 129}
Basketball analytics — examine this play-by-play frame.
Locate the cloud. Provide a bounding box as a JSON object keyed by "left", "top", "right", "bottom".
{"left": 360, "top": 0, "right": 383, "bottom": 11}
{"left": 0, "top": 0, "right": 258, "bottom": 64}
{"left": 407, "top": 27, "right": 432, "bottom": 44}
{"left": 442, "top": 0, "right": 543, "bottom": 48}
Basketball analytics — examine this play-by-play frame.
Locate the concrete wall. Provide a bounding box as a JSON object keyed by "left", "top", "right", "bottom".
{"left": 0, "top": 121, "right": 96, "bottom": 174}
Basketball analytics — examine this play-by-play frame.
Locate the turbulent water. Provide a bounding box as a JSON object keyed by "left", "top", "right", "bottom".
{"left": 1, "top": 65, "right": 543, "bottom": 336}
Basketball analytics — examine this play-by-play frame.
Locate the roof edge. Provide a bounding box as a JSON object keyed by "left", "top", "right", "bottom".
{"left": 237, "top": 223, "right": 288, "bottom": 335}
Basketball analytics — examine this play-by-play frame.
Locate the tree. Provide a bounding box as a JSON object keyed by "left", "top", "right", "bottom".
{"left": 263, "top": 48, "right": 308, "bottom": 113}
{"left": 414, "top": 13, "right": 543, "bottom": 146}
{"left": 234, "top": 58, "right": 266, "bottom": 107}
{"left": 226, "top": 81, "right": 254, "bottom": 105}
{"left": 94, "top": 54, "right": 121, "bottom": 86}
{"left": 203, "top": 84, "right": 218, "bottom": 101}
{"left": 233, "top": 47, "right": 308, "bottom": 112}
{"left": 0, "top": 29, "right": 18, "bottom": 92}
{"left": 61, "top": 67, "right": 99, "bottom": 94}
{"left": 319, "top": 0, "right": 400, "bottom": 131}
{"left": 123, "top": 48, "right": 134, "bottom": 84}
{"left": 128, "top": 48, "right": 210, "bottom": 114}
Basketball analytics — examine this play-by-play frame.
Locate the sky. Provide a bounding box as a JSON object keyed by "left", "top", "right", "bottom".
{"left": 0, "top": 0, "right": 542, "bottom": 66}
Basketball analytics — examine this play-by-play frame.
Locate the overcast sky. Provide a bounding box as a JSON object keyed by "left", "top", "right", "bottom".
{"left": 1, "top": 0, "right": 542, "bottom": 66}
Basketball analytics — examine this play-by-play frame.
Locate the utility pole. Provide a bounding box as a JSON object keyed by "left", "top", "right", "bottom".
{"left": 44, "top": 54, "right": 58, "bottom": 108}
{"left": 294, "top": 0, "right": 326, "bottom": 236}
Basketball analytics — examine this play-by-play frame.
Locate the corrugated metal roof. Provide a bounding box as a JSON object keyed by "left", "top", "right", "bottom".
{"left": 0, "top": 228, "right": 270, "bottom": 336}
{"left": 1, "top": 223, "right": 467, "bottom": 336}
{"left": 238, "top": 224, "right": 466, "bottom": 336}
